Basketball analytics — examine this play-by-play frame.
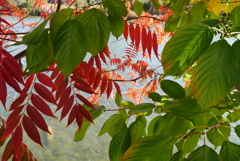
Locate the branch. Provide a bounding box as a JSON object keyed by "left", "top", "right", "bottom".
{"left": 56, "top": 0, "right": 62, "bottom": 13}
{"left": 14, "top": 49, "right": 26, "bottom": 61}
{"left": 0, "top": 32, "right": 28, "bottom": 35}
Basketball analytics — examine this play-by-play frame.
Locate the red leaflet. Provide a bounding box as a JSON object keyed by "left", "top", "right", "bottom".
{"left": 22, "top": 115, "right": 43, "bottom": 147}
{"left": 48, "top": 62, "right": 56, "bottom": 72}
{"left": 103, "top": 45, "right": 110, "bottom": 59}
{"left": 55, "top": 81, "right": 68, "bottom": 101}
{"left": 74, "top": 83, "right": 95, "bottom": 94}
{"left": 88, "top": 57, "right": 94, "bottom": 70}
{"left": 12, "top": 125, "right": 23, "bottom": 159}
{"left": 3, "top": 51, "right": 22, "bottom": 74}
{"left": 76, "top": 109, "right": 83, "bottom": 130}
{"left": 37, "top": 73, "right": 56, "bottom": 91}
{"left": 141, "top": 27, "right": 147, "bottom": 53}
{"left": 88, "top": 68, "right": 96, "bottom": 86}
{"left": 100, "top": 76, "right": 108, "bottom": 95}
{"left": 147, "top": 30, "right": 152, "bottom": 59}
{"left": 56, "top": 86, "right": 71, "bottom": 111}
{"left": 67, "top": 105, "right": 77, "bottom": 127}
{"left": 135, "top": 24, "right": 141, "bottom": 50}
{"left": 70, "top": 75, "right": 89, "bottom": 87}
{"left": 25, "top": 74, "right": 35, "bottom": 87}
{"left": 0, "top": 69, "right": 7, "bottom": 108}
{"left": 76, "top": 94, "right": 94, "bottom": 109}
{"left": 123, "top": 21, "right": 128, "bottom": 41}
{"left": 34, "top": 83, "right": 56, "bottom": 105}
{"left": 9, "top": 94, "right": 27, "bottom": 111}
{"left": 1, "top": 115, "right": 21, "bottom": 139}
{"left": 60, "top": 95, "right": 74, "bottom": 121}
{"left": 152, "top": 32, "right": 159, "bottom": 59}
{"left": 73, "top": 68, "right": 85, "bottom": 78}
{"left": 0, "top": 17, "right": 11, "bottom": 26}
{"left": 54, "top": 72, "right": 64, "bottom": 88}
{"left": 51, "top": 67, "right": 60, "bottom": 80}
{"left": 99, "top": 52, "right": 107, "bottom": 65}
{"left": 78, "top": 104, "right": 93, "bottom": 123}
{"left": 1, "top": 139, "right": 13, "bottom": 161}
{"left": 113, "top": 81, "right": 122, "bottom": 97}
{"left": 129, "top": 23, "right": 135, "bottom": 44}
{"left": 26, "top": 105, "right": 51, "bottom": 134}
{"left": 106, "top": 80, "right": 113, "bottom": 99}
{"left": 31, "top": 94, "right": 56, "bottom": 118}
{"left": 95, "top": 55, "right": 101, "bottom": 71}
{"left": 93, "top": 71, "right": 101, "bottom": 90}
{"left": 7, "top": 105, "right": 24, "bottom": 123}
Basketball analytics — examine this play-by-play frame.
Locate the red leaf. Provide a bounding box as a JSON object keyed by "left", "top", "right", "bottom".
{"left": 34, "top": 83, "right": 56, "bottom": 104}
{"left": 25, "top": 74, "right": 35, "bottom": 87}
{"left": 129, "top": 23, "right": 135, "bottom": 44}
{"left": 135, "top": 24, "right": 141, "bottom": 50}
{"left": 26, "top": 105, "right": 51, "bottom": 134}
{"left": 2, "top": 68, "right": 22, "bottom": 94}
{"left": 78, "top": 104, "right": 93, "bottom": 123}
{"left": 99, "top": 52, "right": 107, "bottom": 65}
{"left": 88, "top": 57, "right": 94, "bottom": 70}
{"left": 22, "top": 115, "right": 43, "bottom": 147}
{"left": 123, "top": 21, "right": 128, "bottom": 41}
{"left": 95, "top": 55, "right": 101, "bottom": 71}
{"left": 55, "top": 80, "right": 68, "bottom": 101}
{"left": 113, "top": 81, "right": 122, "bottom": 97}
{"left": 70, "top": 75, "right": 89, "bottom": 87}
{"left": 1, "top": 115, "right": 21, "bottom": 139}
{"left": 48, "top": 62, "right": 56, "bottom": 72}
{"left": 93, "top": 71, "right": 101, "bottom": 90}
{"left": 67, "top": 104, "right": 77, "bottom": 127}
{"left": 88, "top": 68, "right": 96, "bottom": 86}
{"left": 54, "top": 72, "right": 64, "bottom": 88}
{"left": 56, "top": 86, "right": 71, "bottom": 111}
{"left": 1, "top": 139, "right": 13, "bottom": 161}
{"left": 7, "top": 105, "right": 24, "bottom": 123}
{"left": 147, "top": 30, "right": 152, "bottom": 59}
{"left": 37, "top": 73, "right": 56, "bottom": 91}
{"left": 103, "top": 45, "right": 110, "bottom": 59}
{"left": 106, "top": 80, "right": 113, "bottom": 99}
{"left": 51, "top": 67, "right": 60, "bottom": 80}
{"left": 0, "top": 69, "right": 7, "bottom": 108}
{"left": 3, "top": 51, "right": 22, "bottom": 74}
{"left": 60, "top": 95, "right": 74, "bottom": 121}
{"left": 9, "top": 94, "right": 27, "bottom": 111}
{"left": 100, "top": 76, "right": 108, "bottom": 95}
{"left": 141, "top": 27, "right": 147, "bottom": 53}
{"left": 76, "top": 108, "right": 83, "bottom": 130}
{"left": 0, "top": 17, "right": 11, "bottom": 26}
{"left": 12, "top": 125, "right": 23, "bottom": 159}
{"left": 76, "top": 94, "right": 94, "bottom": 109}
{"left": 74, "top": 83, "right": 95, "bottom": 94}
{"left": 31, "top": 94, "right": 56, "bottom": 118}
{"left": 152, "top": 32, "right": 159, "bottom": 59}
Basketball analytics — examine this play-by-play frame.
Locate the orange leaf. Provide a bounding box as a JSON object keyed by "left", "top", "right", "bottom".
{"left": 12, "top": 125, "right": 23, "bottom": 159}
{"left": 106, "top": 80, "right": 113, "bottom": 99}
{"left": 34, "top": 83, "right": 56, "bottom": 105}
{"left": 113, "top": 82, "right": 122, "bottom": 97}
{"left": 60, "top": 95, "right": 74, "bottom": 121}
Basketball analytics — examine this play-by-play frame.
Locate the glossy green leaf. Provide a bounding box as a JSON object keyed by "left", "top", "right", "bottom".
{"left": 162, "top": 23, "right": 213, "bottom": 76}
{"left": 108, "top": 15, "right": 124, "bottom": 39}
{"left": 129, "top": 117, "right": 146, "bottom": 144}
{"left": 76, "top": 8, "right": 110, "bottom": 56}
{"left": 165, "top": 15, "right": 181, "bottom": 32}
{"left": 54, "top": 19, "right": 87, "bottom": 77}
{"left": 227, "top": 111, "right": 240, "bottom": 122}
{"left": 149, "top": 92, "right": 162, "bottom": 102}
{"left": 188, "top": 1, "right": 208, "bottom": 23}
{"left": 115, "top": 92, "right": 122, "bottom": 107}
{"left": 192, "top": 40, "right": 237, "bottom": 110}
{"left": 170, "top": 151, "right": 185, "bottom": 161}
{"left": 102, "top": 0, "right": 127, "bottom": 18}
{"left": 148, "top": 116, "right": 160, "bottom": 136}
{"left": 220, "top": 141, "right": 240, "bottom": 161}
{"left": 50, "top": 8, "right": 74, "bottom": 43}
{"left": 234, "top": 125, "right": 240, "bottom": 138}
{"left": 121, "top": 101, "right": 135, "bottom": 109}
{"left": 160, "top": 80, "right": 185, "bottom": 99}
{"left": 201, "top": 19, "right": 220, "bottom": 27}
{"left": 187, "top": 145, "right": 223, "bottom": 161}
{"left": 206, "top": 117, "right": 230, "bottom": 147}
{"left": 230, "top": 6, "right": 240, "bottom": 27}
{"left": 122, "top": 135, "right": 174, "bottom": 161}
{"left": 133, "top": 1, "right": 143, "bottom": 17}
{"left": 74, "top": 106, "right": 104, "bottom": 142}
{"left": 169, "top": 98, "right": 202, "bottom": 118}
{"left": 109, "top": 125, "right": 130, "bottom": 161}
{"left": 128, "top": 103, "right": 156, "bottom": 115}
{"left": 232, "top": 40, "right": 240, "bottom": 91}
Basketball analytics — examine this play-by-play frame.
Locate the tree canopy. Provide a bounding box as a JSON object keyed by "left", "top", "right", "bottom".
{"left": 1, "top": 0, "right": 240, "bottom": 160}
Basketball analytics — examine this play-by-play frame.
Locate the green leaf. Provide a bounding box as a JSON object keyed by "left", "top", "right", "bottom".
{"left": 230, "top": 6, "right": 240, "bottom": 27}
{"left": 54, "top": 19, "right": 87, "bottom": 77}
{"left": 151, "top": 0, "right": 160, "bottom": 11}
{"left": 133, "top": 1, "right": 143, "bottom": 17}
{"left": 192, "top": 40, "right": 238, "bottom": 110}
{"left": 227, "top": 111, "right": 240, "bottom": 122}
{"left": 149, "top": 92, "right": 162, "bottom": 102}
{"left": 50, "top": 8, "right": 74, "bottom": 43}
{"left": 74, "top": 106, "right": 104, "bottom": 142}
{"left": 148, "top": 116, "right": 160, "bottom": 136}
{"left": 188, "top": 1, "right": 208, "bottom": 23}
{"left": 121, "top": 101, "right": 135, "bottom": 109}
{"left": 172, "top": 0, "right": 190, "bottom": 15}
{"left": 22, "top": 16, "right": 51, "bottom": 45}
{"left": 164, "top": 15, "right": 181, "bottom": 32}
{"left": 122, "top": 135, "right": 174, "bottom": 161}
{"left": 170, "top": 151, "right": 185, "bottom": 161}
{"left": 206, "top": 117, "right": 230, "bottom": 147}
{"left": 160, "top": 80, "right": 185, "bottom": 99}
{"left": 232, "top": 40, "right": 240, "bottom": 91}
{"left": 115, "top": 92, "right": 122, "bottom": 106}
{"left": 162, "top": 23, "right": 213, "bottom": 76}
{"left": 109, "top": 125, "right": 131, "bottom": 161}
{"left": 234, "top": 125, "right": 240, "bottom": 138}
{"left": 128, "top": 103, "right": 156, "bottom": 115}
{"left": 201, "top": 19, "right": 220, "bottom": 27}
{"left": 129, "top": 117, "right": 146, "bottom": 143}
{"left": 187, "top": 145, "right": 223, "bottom": 161}
{"left": 108, "top": 15, "right": 124, "bottom": 39}
{"left": 102, "top": 0, "right": 127, "bottom": 18}
{"left": 76, "top": 8, "right": 110, "bottom": 56}
{"left": 169, "top": 98, "right": 202, "bottom": 118}
{"left": 220, "top": 141, "right": 240, "bottom": 161}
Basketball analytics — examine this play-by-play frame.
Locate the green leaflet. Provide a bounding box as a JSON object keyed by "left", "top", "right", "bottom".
{"left": 227, "top": 111, "right": 240, "bottom": 122}
{"left": 162, "top": 23, "right": 214, "bottom": 76}
{"left": 133, "top": 1, "right": 143, "bottom": 17}
{"left": 128, "top": 103, "right": 156, "bottom": 115}
{"left": 147, "top": 116, "right": 160, "bottom": 136}
{"left": 109, "top": 125, "right": 131, "bottom": 161}
{"left": 220, "top": 141, "right": 240, "bottom": 161}
{"left": 164, "top": 15, "right": 181, "bottom": 32}
{"left": 232, "top": 40, "right": 240, "bottom": 91}
{"left": 171, "top": 0, "right": 190, "bottom": 15}
{"left": 230, "top": 6, "right": 240, "bottom": 27}
{"left": 160, "top": 80, "right": 185, "bottom": 99}
{"left": 76, "top": 8, "right": 110, "bottom": 56}
{"left": 108, "top": 15, "right": 124, "bottom": 39}
{"left": 122, "top": 135, "right": 174, "bottom": 161}
{"left": 115, "top": 92, "right": 122, "bottom": 107}
{"left": 50, "top": 8, "right": 74, "bottom": 44}
{"left": 74, "top": 106, "right": 104, "bottom": 142}
{"left": 121, "top": 101, "right": 135, "bottom": 109}
{"left": 188, "top": 1, "right": 208, "bottom": 23}
{"left": 54, "top": 19, "right": 87, "bottom": 77}
{"left": 170, "top": 151, "right": 185, "bottom": 161}
{"left": 192, "top": 40, "right": 238, "bottom": 110}
{"left": 187, "top": 145, "right": 223, "bottom": 161}
{"left": 129, "top": 116, "right": 146, "bottom": 144}
{"left": 151, "top": 0, "right": 160, "bottom": 11}
{"left": 206, "top": 117, "right": 230, "bottom": 147}
{"left": 234, "top": 125, "right": 240, "bottom": 138}
{"left": 102, "top": 0, "right": 127, "bottom": 18}
{"left": 149, "top": 92, "right": 162, "bottom": 102}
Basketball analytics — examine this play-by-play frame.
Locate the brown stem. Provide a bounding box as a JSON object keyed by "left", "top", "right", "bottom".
{"left": 14, "top": 49, "right": 26, "bottom": 61}
{"left": 56, "top": 0, "right": 62, "bottom": 13}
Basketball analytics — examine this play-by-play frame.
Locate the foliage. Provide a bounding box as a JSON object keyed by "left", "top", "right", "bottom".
{"left": 1, "top": 0, "right": 240, "bottom": 160}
